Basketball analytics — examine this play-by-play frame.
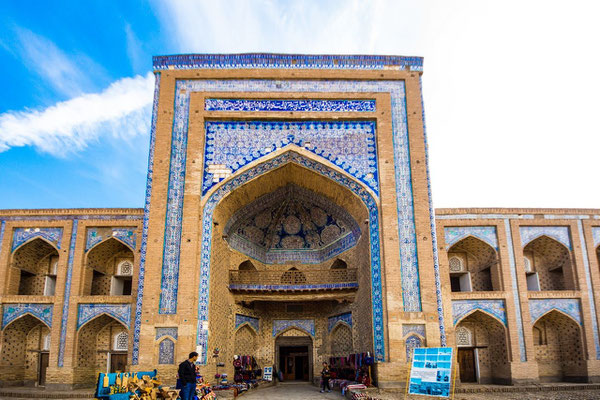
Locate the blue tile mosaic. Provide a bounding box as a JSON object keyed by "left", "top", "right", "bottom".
{"left": 576, "top": 220, "right": 600, "bottom": 358}
{"left": 1, "top": 303, "right": 53, "bottom": 328}
{"left": 202, "top": 120, "right": 378, "bottom": 196}
{"left": 229, "top": 283, "right": 359, "bottom": 291}
{"left": 235, "top": 314, "right": 260, "bottom": 333}
{"left": 155, "top": 327, "right": 178, "bottom": 340}
{"left": 529, "top": 299, "right": 582, "bottom": 325}
{"left": 419, "top": 76, "right": 445, "bottom": 345}
{"left": 444, "top": 226, "right": 498, "bottom": 250}
{"left": 593, "top": 227, "right": 600, "bottom": 247}
{"left": 405, "top": 335, "right": 423, "bottom": 362}
{"left": 224, "top": 184, "right": 361, "bottom": 264}
{"left": 272, "top": 319, "right": 315, "bottom": 337}
{"left": 520, "top": 226, "right": 572, "bottom": 249}
{"left": 402, "top": 324, "right": 426, "bottom": 338}
{"left": 451, "top": 300, "right": 507, "bottom": 326}
{"left": 12, "top": 227, "right": 63, "bottom": 251}
{"left": 132, "top": 72, "right": 161, "bottom": 365}
{"left": 195, "top": 151, "right": 385, "bottom": 364}
{"left": 77, "top": 303, "right": 131, "bottom": 329}
{"left": 0, "top": 221, "right": 5, "bottom": 267}
{"left": 58, "top": 220, "right": 78, "bottom": 367}
{"left": 205, "top": 98, "right": 376, "bottom": 112}
{"left": 86, "top": 227, "right": 137, "bottom": 251}
{"left": 328, "top": 312, "right": 353, "bottom": 332}
{"left": 156, "top": 78, "right": 420, "bottom": 321}
{"left": 504, "top": 220, "right": 527, "bottom": 362}
{"left": 153, "top": 53, "right": 423, "bottom": 71}
{"left": 158, "top": 338, "right": 175, "bottom": 364}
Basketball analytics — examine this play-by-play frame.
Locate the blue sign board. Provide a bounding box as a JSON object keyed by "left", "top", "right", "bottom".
{"left": 408, "top": 347, "right": 453, "bottom": 398}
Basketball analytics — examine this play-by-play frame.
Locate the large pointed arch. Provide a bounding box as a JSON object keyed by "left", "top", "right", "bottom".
{"left": 191, "top": 150, "right": 384, "bottom": 364}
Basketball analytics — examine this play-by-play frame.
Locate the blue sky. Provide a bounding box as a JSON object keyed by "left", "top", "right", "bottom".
{"left": 1, "top": 0, "right": 599, "bottom": 209}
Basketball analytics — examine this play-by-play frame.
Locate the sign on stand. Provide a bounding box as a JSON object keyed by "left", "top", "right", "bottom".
{"left": 263, "top": 366, "right": 273, "bottom": 381}
{"left": 407, "top": 347, "right": 454, "bottom": 398}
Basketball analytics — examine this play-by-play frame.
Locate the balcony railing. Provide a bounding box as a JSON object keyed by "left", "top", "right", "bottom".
{"left": 229, "top": 268, "right": 358, "bottom": 291}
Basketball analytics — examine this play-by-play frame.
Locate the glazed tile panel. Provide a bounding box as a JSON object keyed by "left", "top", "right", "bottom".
{"left": 204, "top": 98, "right": 376, "bottom": 112}
{"left": 444, "top": 226, "right": 498, "bottom": 249}
{"left": 451, "top": 299, "right": 507, "bottom": 326}
{"left": 155, "top": 327, "right": 178, "bottom": 340}
{"left": 1, "top": 303, "right": 53, "bottom": 328}
{"left": 235, "top": 314, "right": 260, "bottom": 333}
{"left": 202, "top": 120, "right": 378, "bottom": 196}
{"left": 86, "top": 227, "right": 137, "bottom": 251}
{"left": 327, "top": 312, "right": 353, "bottom": 332}
{"left": 529, "top": 299, "right": 582, "bottom": 325}
{"left": 402, "top": 324, "right": 426, "bottom": 338}
{"left": 519, "top": 226, "right": 571, "bottom": 249}
{"left": 272, "top": 319, "right": 315, "bottom": 337}
{"left": 77, "top": 303, "right": 131, "bottom": 329}
{"left": 58, "top": 220, "right": 78, "bottom": 367}
{"left": 157, "top": 79, "right": 421, "bottom": 319}
{"left": 12, "top": 227, "right": 63, "bottom": 250}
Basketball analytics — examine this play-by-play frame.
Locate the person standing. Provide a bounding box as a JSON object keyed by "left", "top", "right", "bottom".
{"left": 178, "top": 352, "right": 198, "bottom": 400}
{"left": 320, "top": 361, "right": 331, "bottom": 393}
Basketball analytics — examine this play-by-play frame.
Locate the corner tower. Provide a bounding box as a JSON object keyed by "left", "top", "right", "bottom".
{"left": 134, "top": 54, "right": 446, "bottom": 386}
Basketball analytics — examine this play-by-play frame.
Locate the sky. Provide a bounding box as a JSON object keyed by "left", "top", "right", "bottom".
{"left": 0, "top": 0, "right": 599, "bottom": 210}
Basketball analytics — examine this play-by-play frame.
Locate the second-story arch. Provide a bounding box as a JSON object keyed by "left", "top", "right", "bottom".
{"left": 523, "top": 235, "right": 576, "bottom": 291}
{"left": 83, "top": 237, "right": 134, "bottom": 296}
{"left": 8, "top": 238, "right": 59, "bottom": 296}
{"left": 447, "top": 235, "right": 500, "bottom": 292}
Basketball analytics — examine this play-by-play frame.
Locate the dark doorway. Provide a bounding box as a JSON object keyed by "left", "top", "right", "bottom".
{"left": 38, "top": 352, "right": 49, "bottom": 386}
{"left": 458, "top": 348, "right": 476, "bottom": 382}
{"left": 110, "top": 353, "right": 128, "bottom": 373}
{"left": 279, "top": 346, "right": 309, "bottom": 381}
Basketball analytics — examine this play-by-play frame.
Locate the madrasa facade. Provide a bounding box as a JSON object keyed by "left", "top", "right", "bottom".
{"left": 1, "top": 53, "right": 600, "bottom": 389}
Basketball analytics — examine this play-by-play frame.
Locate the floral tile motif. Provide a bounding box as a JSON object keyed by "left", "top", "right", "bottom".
{"left": 12, "top": 227, "right": 63, "bottom": 251}
{"left": 2, "top": 303, "right": 53, "bottom": 328}
{"left": 529, "top": 299, "right": 582, "bottom": 325}
{"left": 235, "top": 314, "right": 259, "bottom": 333}
{"left": 402, "top": 324, "right": 426, "bottom": 338}
{"left": 444, "top": 226, "right": 498, "bottom": 250}
{"left": 153, "top": 53, "right": 423, "bottom": 71}
{"left": 155, "top": 327, "right": 178, "bottom": 340}
{"left": 203, "top": 120, "right": 378, "bottom": 196}
{"left": 58, "top": 220, "right": 78, "bottom": 367}
{"left": 229, "top": 283, "right": 359, "bottom": 291}
{"left": 592, "top": 227, "right": 600, "bottom": 247}
{"left": 158, "top": 338, "right": 175, "bottom": 364}
{"left": 519, "top": 226, "right": 571, "bottom": 249}
{"left": 328, "top": 312, "right": 352, "bottom": 332}
{"left": 224, "top": 184, "right": 361, "bottom": 264}
{"left": 86, "top": 227, "right": 137, "bottom": 251}
{"left": 451, "top": 300, "right": 507, "bottom": 326}
{"left": 405, "top": 335, "right": 423, "bottom": 362}
{"left": 195, "top": 151, "right": 384, "bottom": 364}
{"left": 76, "top": 303, "right": 131, "bottom": 330}
{"left": 205, "top": 98, "right": 376, "bottom": 112}
{"left": 272, "top": 319, "right": 315, "bottom": 337}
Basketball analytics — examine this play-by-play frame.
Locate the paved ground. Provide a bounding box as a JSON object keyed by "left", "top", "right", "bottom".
{"left": 239, "top": 383, "right": 343, "bottom": 399}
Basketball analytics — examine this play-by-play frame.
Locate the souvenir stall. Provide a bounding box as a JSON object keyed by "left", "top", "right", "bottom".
{"left": 95, "top": 370, "right": 180, "bottom": 400}
{"left": 327, "top": 352, "right": 374, "bottom": 395}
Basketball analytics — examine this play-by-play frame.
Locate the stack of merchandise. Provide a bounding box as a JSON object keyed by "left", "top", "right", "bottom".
{"left": 128, "top": 375, "right": 180, "bottom": 399}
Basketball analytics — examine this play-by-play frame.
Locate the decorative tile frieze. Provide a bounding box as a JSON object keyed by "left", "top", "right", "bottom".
{"left": 444, "top": 226, "right": 498, "bottom": 250}
{"left": 452, "top": 299, "right": 507, "bottom": 326}
{"left": 155, "top": 327, "right": 178, "bottom": 341}
{"left": 58, "top": 220, "right": 78, "bottom": 367}
{"left": 405, "top": 335, "right": 423, "bottom": 362}
{"left": 202, "top": 120, "right": 378, "bottom": 196}
{"left": 235, "top": 314, "right": 259, "bottom": 333}
{"left": 76, "top": 303, "right": 131, "bottom": 330}
{"left": 153, "top": 53, "right": 423, "bottom": 71}
{"left": 1, "top": 303, "right": 53, "bottom": 328}
{"left": 230, "top": 283, "right": 358, "bottom": 291}
{"left": 205, "top": 98, "right": 376, "bottom": 112}
{"left": 12, "top": 227, "right": 63, "bottom": 251}
{"left": 158, "top": 338, "right": 175, "bottom": 364}
{"left": 328, "top": 312, "right": 352, "bottom": 332}
{"left": 86, "top": 227, "right": 137, "bottom": 251}
{"left": 272, "top": 319, "right": 315, "bottom": 337}
{"left": 520, "top": 226, "right": 571, "bottom": 249}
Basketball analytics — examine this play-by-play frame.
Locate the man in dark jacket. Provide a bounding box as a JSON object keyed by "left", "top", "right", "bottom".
{"left": 178, "top": 352, "right": 198, "bottom": 400}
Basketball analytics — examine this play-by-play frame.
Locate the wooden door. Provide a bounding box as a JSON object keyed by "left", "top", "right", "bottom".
{"left": 458, "top": 348, "right": 476, "bottom": 382}
{"left": 283, "top": 356, "right": 295, "bottom": 381}
{"left": 110, "top": 353, "right": 128, "bottom": 373}
{"left": 38, "top": 352, "right": 49, "bottom": 386}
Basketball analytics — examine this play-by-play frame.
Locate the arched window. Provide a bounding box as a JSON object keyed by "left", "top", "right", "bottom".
{"left": 405, "top": 335, "right": 423, "bottom": 362}
{"left": 281, "top": 267, "right": 307, "bottom": 284}
{"left": 113, "top": 331, "right": 128, "bottom": 351}
{"left": 330, "top": 259, "right": 347, "bottom": 269}
{"left": 158, "top": 338, "right": 175, "bottom": 364}
{"left": 455, "top": 326, "right": 473, "bottom": 347}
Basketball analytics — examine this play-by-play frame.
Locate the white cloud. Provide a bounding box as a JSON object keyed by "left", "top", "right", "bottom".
{"left": 0, "top": 73, "right": 155, "bottom": 156}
